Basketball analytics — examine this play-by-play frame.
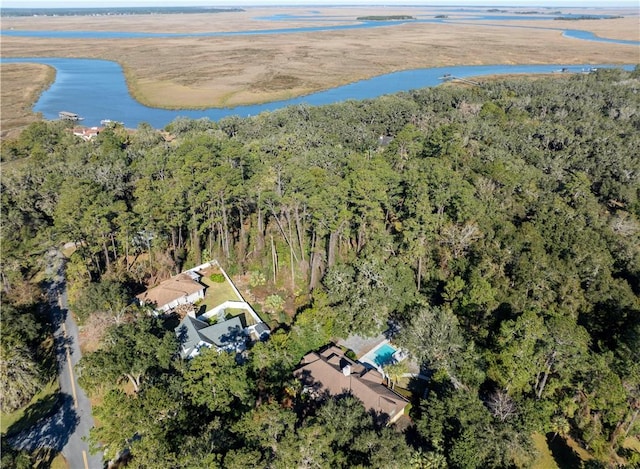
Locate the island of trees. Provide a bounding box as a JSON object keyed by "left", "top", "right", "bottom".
{"left": 2, "top": 67, "right": 639, "bottom": 467}
{"left": 554, "top": 15, "right": 623, "bottom": 21}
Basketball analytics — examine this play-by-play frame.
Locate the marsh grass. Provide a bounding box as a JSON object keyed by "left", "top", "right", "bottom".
{"left": 1, "top": 8, "right": 637, "bottom": 137}
{"left": 0, "top": 63, "right": 55, "bottom": 140}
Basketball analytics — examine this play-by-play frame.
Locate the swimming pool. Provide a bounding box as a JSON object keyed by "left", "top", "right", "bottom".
{"left": 358, "top": 341, "right": 404, "bottom": 371}
{"left": 371, "top": 343, "right": 398, "bottom": 366}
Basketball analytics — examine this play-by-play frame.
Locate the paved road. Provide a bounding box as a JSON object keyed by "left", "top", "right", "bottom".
{"left": 9, "top": 250, "right": 103, "bottom": 468}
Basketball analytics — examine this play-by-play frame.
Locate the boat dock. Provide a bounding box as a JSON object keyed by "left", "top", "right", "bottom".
{"left": 59, "top": 111, "right": 84, "bottom": 121}
{"left": 438, "top": 74, "right": 481, "bottom": 86}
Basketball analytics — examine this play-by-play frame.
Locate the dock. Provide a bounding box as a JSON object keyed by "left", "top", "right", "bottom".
{"left": 59, "top": 111, "right": 84, "bottom": 121}
{"left": 438, "top": 75, "right": 481, "bottom": 86}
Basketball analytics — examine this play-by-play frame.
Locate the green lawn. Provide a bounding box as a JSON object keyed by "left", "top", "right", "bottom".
{"left": 199, "top": 275, "right": 241, "bottom": 313}
{"left": 33, "top": 447, "right": 69, "bottom": 469}
{"left": 623, "top": 436, "right": 640, "bottom": 452}
{"left": 531, "top": 433, "right": 559, "bottom": 469}
{"left": 1, "top": 379, "right": 60, "bottom": 436}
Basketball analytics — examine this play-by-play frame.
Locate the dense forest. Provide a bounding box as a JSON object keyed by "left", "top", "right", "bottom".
{"left": 2, "top": 68, "right": 639, "bottom": 467}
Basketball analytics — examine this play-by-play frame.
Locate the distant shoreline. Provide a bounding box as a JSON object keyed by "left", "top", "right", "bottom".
{"left": 0, "top": 7, "right": 244, "bottom": 18}
{"left": 2, "top": 5, "right": 637, "bottom": 132}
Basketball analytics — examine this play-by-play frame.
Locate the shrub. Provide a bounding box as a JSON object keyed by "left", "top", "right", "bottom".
{"left": 345, "top": 349, "right": 357, "bottom": 361}
{"left": 249, "top": 271, "right": 266, "bottom": 288}
{"left": 264, "top": 294, "right": 284, "bottom": 314}
{"left": 209, "top": 273, "right": 225, "bottom": 283}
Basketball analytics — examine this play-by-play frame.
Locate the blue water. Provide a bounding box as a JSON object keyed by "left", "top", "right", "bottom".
{"left": 2, "top": 13, "right": 637, "bottom": 44}
{"left": 1, "top": 58, "right": 634, "bottom": 129}
{"left": 0, "top": 20, "right": 427, "bottom": 39}
{"left": 563, "top": 29, "right": 640, "bottom": 46}
{"left": 372, "top": 343, "right": 397, "bottom": 366}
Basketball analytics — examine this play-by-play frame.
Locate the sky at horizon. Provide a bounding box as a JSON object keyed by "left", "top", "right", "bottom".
{"left": 2, "top": 1, "right": 639, "bottom": 9}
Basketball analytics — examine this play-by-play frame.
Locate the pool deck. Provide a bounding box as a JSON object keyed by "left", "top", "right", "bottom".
{"left": 338, "top": 333, "right": 421, "bottom": 376}
{"left": 337, "top": 333, "right": 387, "bottom": 359}
{"left": 359, "top": 339, "right": 398, "bottom": 371}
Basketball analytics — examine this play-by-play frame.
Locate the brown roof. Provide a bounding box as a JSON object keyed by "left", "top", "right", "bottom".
{"left": 136, "top": 273, "right": 204, "bottom": 310}
{"left": 294, "top": 345, "right": 408, "bottom": 422}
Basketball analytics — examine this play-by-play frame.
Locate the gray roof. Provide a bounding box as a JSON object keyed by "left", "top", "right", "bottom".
{"left": 175, "top": 315, "right": 245, "bottom": 358}
{"left": 199, "top": 316, "right": 244, "bottom": 348}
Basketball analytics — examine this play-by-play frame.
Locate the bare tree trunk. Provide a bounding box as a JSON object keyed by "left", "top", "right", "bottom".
{"left": 271, "top": 235, "right": 278, "bottom": 281}
{"left": 624, "top": 407, "right": 639, "bottom": 437}
{"left": 256, "top": 203, "right": 265, "bottom": 253}
{"left": 221, "top": 195, "right": 230, "bottom": 259}
{"left": 269, "top": 205, "right": 298, "bottom": 262}
{"left": 171, "top": 227, "right": 177, "bottom": 254}
{"left": 536, "top": 352, "right": 556, "bottom": 399}
{"left": 1, "top": 271, "right": 11, "bottom": 292}
{"left": 124, "top": 230, "right": 130, "bottom": 271}
{"left": 208, "top": 205, "right": 214, "bottom": 259}
{"left": 126, "top": 373, "right": 141, "bottom": 393}
{"left": 238, "top": 206, "right": 248, "bottom": 262}
{"left": 102, "top": 239, "right": 111, "bottom": 271}
{"left": 191, "top": 228, "right": 201, "bottom": 265}
{"left": 357, "top": 221, "right": 366, "bottom": 252}
{"left": 294, "top": 203, "right": 306, "bottom": 262}
{"left": 110, "top": 232, "right": 118, "bottom": 263}
{"left": 328, "top": 231, "right": 338, "bottom": 268}
{"left": 290, "top": 238, "right": 295, "bottom": 291}
{"left": 309, "top": 231, "right": 323, "bottom": 290}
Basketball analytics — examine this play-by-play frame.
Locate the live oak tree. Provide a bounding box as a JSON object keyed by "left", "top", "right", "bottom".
{"left": 0, "top": 339, "right": 42, "bottom": 413}
{"left": 0, "top": 303, "right": 45, "bottom": 413}
{"left": 397, "top": 304, "right": 483, "bottom": 391}
{"left": 70, "top": 279, "right": 133, "bottom": 324}
{"left": 182, "top": 346, "right": 254, "bottom": 414}
{"left": 77, "top": 317, "right": 176, "bottom": 394}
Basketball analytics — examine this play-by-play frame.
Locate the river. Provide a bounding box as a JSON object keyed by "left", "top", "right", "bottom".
{"left": 1, "top": 9, "right": 637, "bottom": 129}
{"left": 1, "top": 58, "right": 635, "bottom": 129}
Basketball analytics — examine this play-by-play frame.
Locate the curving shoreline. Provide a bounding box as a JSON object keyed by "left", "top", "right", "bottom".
{"left": 1, "top": 58, "right": 635, "bottom": 131}
{"left": 1, "top": 7, "right": 637, "bottom": 135}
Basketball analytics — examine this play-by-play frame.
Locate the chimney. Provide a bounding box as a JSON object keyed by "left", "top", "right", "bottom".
{"left": 342, "top": 365, "right": 351, "bottom": 376}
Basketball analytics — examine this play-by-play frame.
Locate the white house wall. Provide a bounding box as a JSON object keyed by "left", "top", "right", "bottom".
{"left": 161, "top": 290, "right": 204, "bottom": 312}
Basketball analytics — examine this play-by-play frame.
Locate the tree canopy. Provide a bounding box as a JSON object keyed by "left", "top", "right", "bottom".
{"left": 3, "top": 68, "right": 640, "bottom": 466}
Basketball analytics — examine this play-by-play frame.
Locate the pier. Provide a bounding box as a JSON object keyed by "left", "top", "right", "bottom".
{"left": 438, "top": 75, "right": 481, "bottom": 86}
{"left": 59, "top": 111, "right": 84, "bottom": 121}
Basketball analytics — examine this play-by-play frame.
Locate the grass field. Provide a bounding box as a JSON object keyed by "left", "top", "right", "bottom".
{"left": 1, "top": 6, "right": 638, "bottom": 136}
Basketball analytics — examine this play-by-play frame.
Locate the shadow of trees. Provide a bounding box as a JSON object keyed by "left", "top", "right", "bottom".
{"left": 546, "top": 433, "right": 583, "bottom": 469}
{"left": 6, "top": 393, "right": 79, "bottom": 453}
{"left": 5, "top": 391, "right": 60, "bottom": 438}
